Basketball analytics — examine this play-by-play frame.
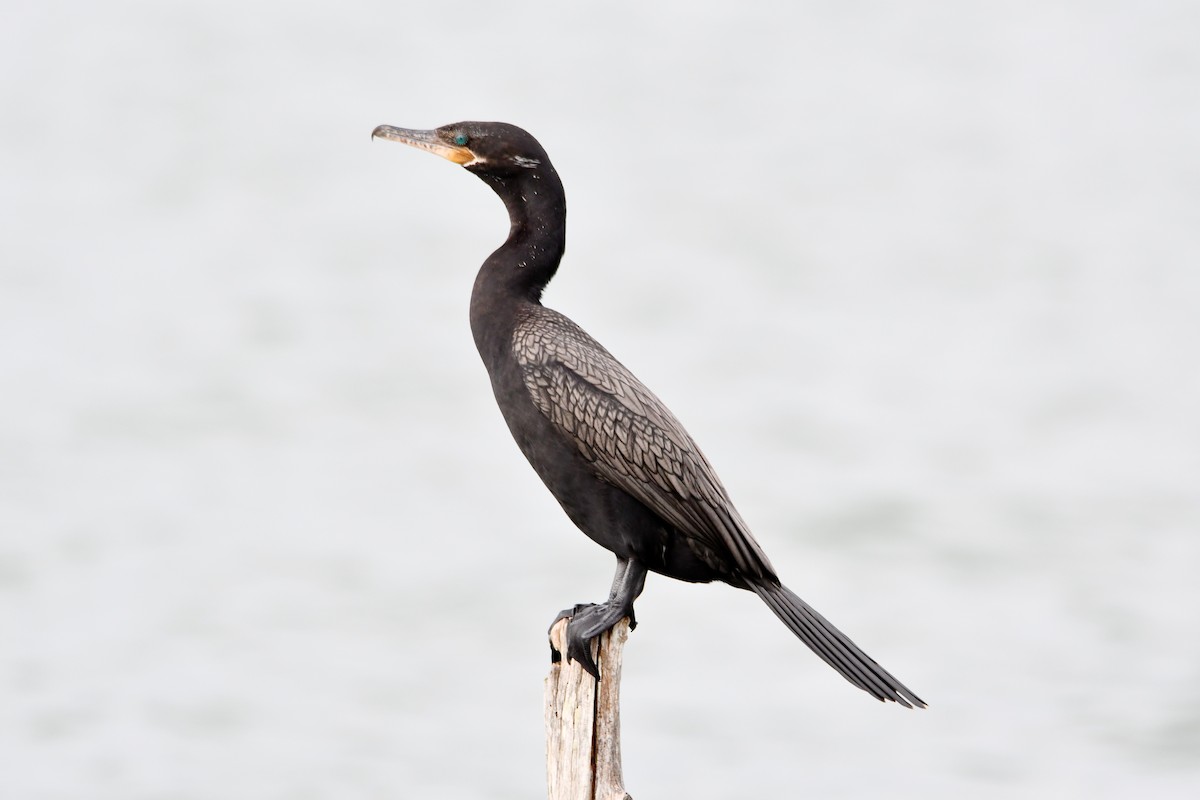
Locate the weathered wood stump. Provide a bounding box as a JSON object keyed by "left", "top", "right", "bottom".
{"left": 545, "top": 618, "right": 632, "bottom": 800}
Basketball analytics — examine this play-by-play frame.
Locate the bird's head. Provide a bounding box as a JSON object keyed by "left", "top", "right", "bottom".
{"left": 372, "top": 121, "right": 550, "bottom": 178}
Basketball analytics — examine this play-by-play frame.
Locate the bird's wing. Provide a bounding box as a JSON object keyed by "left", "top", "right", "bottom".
{"left": 514, "top": 307, "right": 775, "bottom": 578}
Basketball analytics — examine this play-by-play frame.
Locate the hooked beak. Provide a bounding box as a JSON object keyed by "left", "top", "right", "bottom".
{"left": 371, "top": 125, "right": 475, "bottom": 165}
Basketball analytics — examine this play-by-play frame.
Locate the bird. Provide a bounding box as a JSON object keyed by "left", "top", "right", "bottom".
{"left": 372, "top": 121, "right": 925, "bottom": 708}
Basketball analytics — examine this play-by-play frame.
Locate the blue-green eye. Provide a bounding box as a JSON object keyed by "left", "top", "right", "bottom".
{"left": 453, "top": 133, "right": 469, "bottom": 146}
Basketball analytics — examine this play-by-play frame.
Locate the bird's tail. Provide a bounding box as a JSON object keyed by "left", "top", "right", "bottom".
{"left": 750, "top": 581, "right": 925, "bottom": 708}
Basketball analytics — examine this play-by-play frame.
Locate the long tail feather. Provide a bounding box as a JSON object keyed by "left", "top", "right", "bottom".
{"left": 750, "top": 581, "right": 925, "bottom": 709}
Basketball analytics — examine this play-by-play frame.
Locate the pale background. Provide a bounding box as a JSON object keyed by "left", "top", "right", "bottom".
{"left": 3, "top": 1, "right": 1199, "bottom": 798}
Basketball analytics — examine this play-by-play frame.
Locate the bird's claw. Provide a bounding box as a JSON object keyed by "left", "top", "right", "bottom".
{"left": 548, "top": 603, "right": 596, "bottom": 633}
{"left": 548, "top": 603, "right": 600, "bottom": 676}
{"left": 565, "top": 627, "right": 601, "bottom": 680}
{"left": 547, "top": 602, "right": 636, "bottom": 681}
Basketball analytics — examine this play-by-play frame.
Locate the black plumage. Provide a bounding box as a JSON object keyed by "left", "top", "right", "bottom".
{"left": 373, "top": 121, "right": 924, "bottom": 708}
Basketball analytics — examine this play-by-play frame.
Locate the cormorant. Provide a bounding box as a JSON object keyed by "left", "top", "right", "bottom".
{"left": 372, "top": 121, "right": 924, "bottom": 708}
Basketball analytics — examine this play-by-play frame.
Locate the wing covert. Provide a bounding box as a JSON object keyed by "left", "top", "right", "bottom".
{"left": 514, "top": 307, "right": 774, "bottom": 578}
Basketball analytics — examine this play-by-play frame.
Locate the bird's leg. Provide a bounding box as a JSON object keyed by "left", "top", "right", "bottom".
{"left": 549, "top": 556, "right": 647, "bottom": 679}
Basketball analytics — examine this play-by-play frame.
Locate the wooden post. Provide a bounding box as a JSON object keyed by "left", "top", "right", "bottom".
{"left": 545, "top": 618, "right": 633, "bottom": 800}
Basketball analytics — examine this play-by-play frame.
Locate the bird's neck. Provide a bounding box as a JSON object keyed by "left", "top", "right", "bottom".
{"left": 469, "top": 168, "right": 567, "bottom": 362}
{"left": 488, "top": 168, "right": 567, "bottom": 299}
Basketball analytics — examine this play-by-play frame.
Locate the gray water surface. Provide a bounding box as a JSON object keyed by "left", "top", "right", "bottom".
{"left": 3, "top": 1, "right": 1199, "bottom": 798}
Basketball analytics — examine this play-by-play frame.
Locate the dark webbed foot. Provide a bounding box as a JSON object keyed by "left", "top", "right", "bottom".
{"left": 548, "top": 603, "right": 591, "bottom": 666}
{"left": 547, "top": 557, "right": 648, "bottom": 680}
{"left": 548, "top": 601, "right": 636, "bottom": 679}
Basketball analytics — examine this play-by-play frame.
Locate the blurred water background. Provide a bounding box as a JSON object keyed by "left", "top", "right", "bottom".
{"left": 3, "top": 1, "right": 1199, "bottom": 797}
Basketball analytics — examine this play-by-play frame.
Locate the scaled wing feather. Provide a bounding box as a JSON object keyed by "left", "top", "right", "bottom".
{"left": 514, "top": 308, "right": 774, "bottom": 578}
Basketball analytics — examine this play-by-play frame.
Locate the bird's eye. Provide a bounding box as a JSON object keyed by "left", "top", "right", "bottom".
{"left": 453, "top": 133, "right": 469, "bottom": 146}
